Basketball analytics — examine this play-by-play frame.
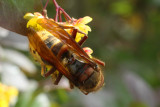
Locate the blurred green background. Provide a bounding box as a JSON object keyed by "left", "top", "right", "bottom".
{"left": 0, "top": 0, "right": 160, "bottom": 107}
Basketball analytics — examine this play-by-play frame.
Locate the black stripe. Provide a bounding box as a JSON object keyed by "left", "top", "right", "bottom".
{"left": 51, "top": 43, "right": 63, "bottom": 56}
{"left": 44, "top": 35, "right": 57, "bottom": 49}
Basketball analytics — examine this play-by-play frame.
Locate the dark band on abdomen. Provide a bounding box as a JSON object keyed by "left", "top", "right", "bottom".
{"left": 44, "top": 35, "right": 58, "bottom": 48}
{"left": 51, "top": 43, "right": 63, "bottom": 56}
{"left": 44, "top": 35, "right": 63, "bottom": 56}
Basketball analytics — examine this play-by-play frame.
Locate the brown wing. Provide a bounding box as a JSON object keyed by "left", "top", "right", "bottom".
{"left": 0, "top": 0, "right": 42, "bottom": 36}
{"left": 27, "top": 28, "right": 75, "bottom": 83}
{"left": 37, "top": 18, "right": 97, "bottom": 68}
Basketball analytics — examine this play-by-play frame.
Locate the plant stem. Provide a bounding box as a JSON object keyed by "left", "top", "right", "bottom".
{"left": 42, "top": 0, "right": 72, "bottom": 22}
{"left": 43, "top": 0, "right": 50, "bottom": 10}
{"left": 52, "top": 0, "right": 72, "bottom": 21}
{"left": 52, "top": 0, "right": 60, "bottom": 9}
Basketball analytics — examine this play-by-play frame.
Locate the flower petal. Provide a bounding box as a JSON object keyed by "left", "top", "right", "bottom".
{"left": 79, "top": 16, "right": 92, "bottom": 24}
{"left": 83, "top": 47, "right": 93, "bottom": 58}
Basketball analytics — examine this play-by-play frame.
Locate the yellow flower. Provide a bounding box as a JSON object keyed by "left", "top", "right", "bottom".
{"left": 73, "top": 16, "right": 92, "bottom": 42}
{"left": 65, "top": 16, "right": 92, "bottom": 42}
{"left": 0, "top": 83, "right": 18, "bottom": 107}
{"left": 24, "top": 12, "right": 44, "bottom": 31}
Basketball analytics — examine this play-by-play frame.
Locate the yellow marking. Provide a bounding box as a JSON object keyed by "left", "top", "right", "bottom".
{"left": 29, "top": 43, "right": 42, "bottom": 63}
{"left": 36, "top": 30, "right": 61, "bottom": 48}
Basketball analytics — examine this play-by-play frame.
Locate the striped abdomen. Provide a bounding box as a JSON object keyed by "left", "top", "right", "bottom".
{"left": 43, "top": 34, "right": 64, "bottom": 57}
